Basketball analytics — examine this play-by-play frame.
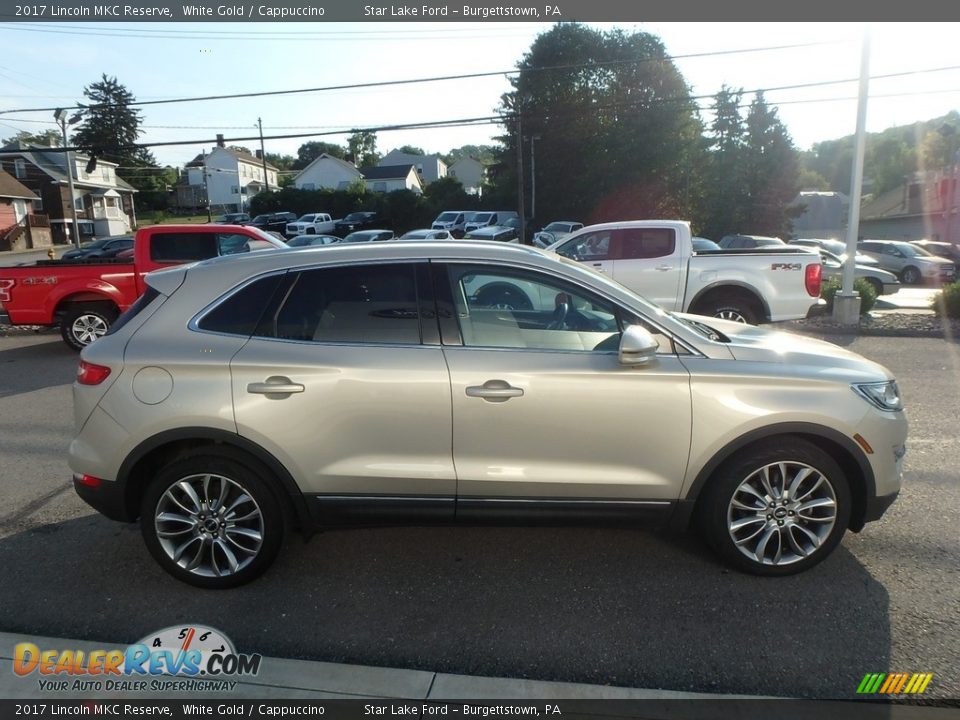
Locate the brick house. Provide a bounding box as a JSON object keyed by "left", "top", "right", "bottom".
{"left": 0, "top": 168, "right": 52, "bottom": 251}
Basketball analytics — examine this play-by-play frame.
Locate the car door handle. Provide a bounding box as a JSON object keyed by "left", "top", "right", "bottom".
{"left": 247, "top": 377, "right": 305, "bottom": 395}
{"left": 655, "top": 265, "right": 673, "bottom": 271}
{"left": 591, "top": 263, "right": 606, "bottom": 272}
{"left": 466, "top": 380, "right": 524, "bottom": 402}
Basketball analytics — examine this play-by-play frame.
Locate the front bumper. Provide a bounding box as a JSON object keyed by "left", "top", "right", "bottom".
{"left": 863, "top": 489, "right": 900, "bottom": 523}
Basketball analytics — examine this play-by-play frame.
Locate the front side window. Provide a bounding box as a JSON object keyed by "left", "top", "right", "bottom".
{"left": 256, "top": 263, "right": 421, "bottom": 345}
{"left": 555, "top": 230, "right": 613, "bottom": 262}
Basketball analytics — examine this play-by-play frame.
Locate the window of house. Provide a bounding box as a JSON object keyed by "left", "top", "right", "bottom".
{"left": 33, "top": 193, "right": 43, "bottom": 212}
{"left": 256, "top": 264, "right": 421, "bottom": 345}
{"left": 14, "top": 159, "right": 26, "bottom": 179}
{"left": 373, "top": 181, "right": 387, "bottom": 192}
{"left": 101, "top": 167, "right": 111, "bottom": 182}
{"left": 73, "top": 192, "right": 84, "bottom": 211}
{"left": 231, "top": 186, "right": 240, "bottom": 195}
{"left": 302, "top": 183, "right": 316, "bottom": 191}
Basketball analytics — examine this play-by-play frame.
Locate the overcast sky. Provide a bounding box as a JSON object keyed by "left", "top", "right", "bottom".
{"left": 1, "top": 22, "right": 958, "bottom": 171}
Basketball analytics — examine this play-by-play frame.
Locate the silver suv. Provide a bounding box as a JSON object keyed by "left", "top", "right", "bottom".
{"left": 858, "top": 239, "right": 956, "bottom": 285}
{"left": 70, "top": 242, "right": 907, "bottom": 588}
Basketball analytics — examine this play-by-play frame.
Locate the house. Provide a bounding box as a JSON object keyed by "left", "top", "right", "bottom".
{"left": 0, "top": 168, "right": 51, "bottom": 251}
{"left": 0, "top": 141, "right": 136, "bottom": 244}
{"left": 789, "top": 191, "right": 849, "bottom": 239}
{"left": 859, "top": 170, "right": 960, "bottom": 243}
{"left": 291, "top": 154, "right": 363, "bottom": 191}
{"left": 358, "top": 165, "right": 423, "bottom": 194}
{"left": 179, "top": 138, "right": 280, "bottom": 214}
{"left": 378, "top": 150, "right": 447, "bottom": 185}
{"left": 448, "top": 157, "right": 486, "bottom": 195}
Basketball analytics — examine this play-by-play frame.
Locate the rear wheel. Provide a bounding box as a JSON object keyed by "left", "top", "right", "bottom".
{"left": 697, "top": 438, "right": 851, "bottom": 576}
{"left": 698, "top": 292, "right": 759, "bottom": 324}
{"left": 140, "top": 454, "right": 285, "bottom": 589}
{"left": 60, "top": 304, "right": 117, "bottom": 351}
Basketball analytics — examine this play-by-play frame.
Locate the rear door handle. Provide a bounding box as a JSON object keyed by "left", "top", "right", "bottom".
{"left": 247, "top": 377, "right": 305, "bottom": 395}
{"left": 466, "top": 380, "right": 524, "bottom": 402}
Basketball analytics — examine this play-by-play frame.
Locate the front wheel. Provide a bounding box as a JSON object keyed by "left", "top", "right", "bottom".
{"left": 60, "top": 304, "right": 116, "bottom": 351}
{"left": 140, "top": 454, "right": 285, "bottom": 589}
{"left": 697, "top": 438, "right": 851, "bottom": 576}
{"left": 901, "top": 266, "right": 921, "bottom": 285}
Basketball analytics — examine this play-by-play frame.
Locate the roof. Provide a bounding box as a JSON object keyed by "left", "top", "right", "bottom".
{"left": 188, "top": 147, "right": 279, "bottom": 172}
{"left": 0, "top": 142, "right": 136, "bottom": 192}
{"left": 292, "top": 153, "right": 361, "bottom": 181}
{"left": 0, "top": 168, "right": 38, "bottom": 200}
{"left": 358, "top": 164, "right": 417, "bottom": 180}
{"left": 860, "top": 180, "right": 947, "bottom": 221}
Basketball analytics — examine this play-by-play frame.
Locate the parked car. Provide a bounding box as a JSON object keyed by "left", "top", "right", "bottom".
{"left": 857, "top": 239, "right": 957, "bottom": 285}
{"left": 817, "top": 249, "right": 901, "bottom": 296}
{"left": 0, "top": 225, "right": 287, "bottom": 350}
{"left": 249, "top": 212, "right": 298, "bottom": 234}
{"left": 463, "top": 210, "right": 519, "bottom": 234}
{"left": 547, "top": 221, "right": 822, "bottom": 324}
{"left": 287, "top": 234, "right": 340, "bottom": 247}
{"left": 70, "top": 240, "right": 907, "bottom": 588}
{"left": 214, "top": 213, "right": 251, "bottom": 225}
{"left": 285, "top": 213, "right": 336, "bottom": 237}
{"left": 692, "top": 237, "right": 721, "bottom": 252}
{"left": 718, "top": 234, "right": 786, "bottom": 249}
{"left": 399, "top": 229, "right": 453, "bottom": 240}
{"left": 341, "top": 230, "right": 395, "bottom": 243}
{"left": 463, "top": 225, "right": 519, "bottom": 243}
{"left": 334, "top": 212, "right": 380, "bottom": 236}
{"left": 790, "top": 238, "right": 879, "bottom": 266}
{"left": 910, "top": 239, "right": 960, "bottom": 269}
{"left": 533, "top": 221, "right": 585, "bottom": 249}
{"left": 61, "top": 235, "right": 134, "bottom": 260}
{"left": 431, "top": 211, "right": 470, "bottom": 238}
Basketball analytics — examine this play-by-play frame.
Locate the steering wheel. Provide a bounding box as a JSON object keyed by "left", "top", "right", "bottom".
{"left": 546, "top": 300, "right": 569, "bottom": 330}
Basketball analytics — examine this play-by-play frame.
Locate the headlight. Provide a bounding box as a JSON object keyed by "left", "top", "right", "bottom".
{"left": 852, "top": 380, "right": 902, "bottom": 412}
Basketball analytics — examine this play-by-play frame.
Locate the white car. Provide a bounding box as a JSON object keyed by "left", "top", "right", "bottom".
{"left": 285, "top": 213, "right": 336, "bottom": 237}
{"left": 400, "top": 229, "right": 453, "bottom": 240}
{"left": 533, "top": 221, "right": 584, "bottom": 249}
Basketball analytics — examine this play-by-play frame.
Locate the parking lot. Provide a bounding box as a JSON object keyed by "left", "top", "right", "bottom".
{"left": 0, "top": 329, "right": 957, "bottom": 700}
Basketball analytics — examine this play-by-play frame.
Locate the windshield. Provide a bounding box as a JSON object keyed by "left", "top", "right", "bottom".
{"left": 436, "top": 212, "right": 459, "bottom": 222}
{"left": 343, "top": 213, "right": 368, "bottom": 222}
{"left": 471, "top": 213, "right": 493, "bottom": 223}
{"left": 244, "top": 227, "right": 289, "bottom": 248}
{"left": 900, "top": 243, "right": 932, "bottom": 257}
{"left": 544, "top": 222, "right": 568, "bottom": 232}
{"left": 296, "top": 215, "right": 314, "bottom": 222}
{"left": 252, "top": 215, "right": 269, "bottom": 223}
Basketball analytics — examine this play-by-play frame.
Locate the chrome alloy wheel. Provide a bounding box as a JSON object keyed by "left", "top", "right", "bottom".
{"left": 70, "top": 313, "right": 109, "bottom": 346}
{"left": 154, "top": 474, "right": 264, "bottom": 578}
{"left": 727, "top": 461, "right": 838, "bottom": 566}
{"left": 714, "top": 308, "right": 748, "bottom": 323}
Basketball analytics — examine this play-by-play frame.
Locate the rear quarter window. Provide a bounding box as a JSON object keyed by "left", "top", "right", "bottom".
{"left": 196, "top": 275, "right": 285, "bottom": 337}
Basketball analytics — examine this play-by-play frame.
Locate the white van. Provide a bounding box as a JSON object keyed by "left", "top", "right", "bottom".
{"left": 431, "top": 211, "right": 469, "bottom": 237}
{"left": 464, "top": 210, "right": 519, "bottom": 233}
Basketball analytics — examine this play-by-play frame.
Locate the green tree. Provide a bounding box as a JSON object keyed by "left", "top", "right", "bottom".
{"left": 347, "top": 131, "right": 379, "bottom": 168}
{"left": 495, "top": 23, "right": 702, "bottom": 225}
{"left": 293, "top": 141, "right": 346, "bottom": 170}
{"left": 442, "top": 144, "right": 496, "bottom": 166}
{"left": 395, "top": 145, "right": 426, "bottom": 156}
{"left": 700, "top": 86, "right": 748, "bottom": 239}
{"left": 1, "top": 129, "right": 61, "bottom": 147}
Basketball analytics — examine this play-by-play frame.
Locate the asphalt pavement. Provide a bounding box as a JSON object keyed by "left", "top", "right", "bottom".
{"left": 0, "top": 330, "right": 957, "bottom": 703}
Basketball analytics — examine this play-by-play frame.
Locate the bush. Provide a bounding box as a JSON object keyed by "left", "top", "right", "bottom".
{"left": 932, "top": 281, "right": 960, "bottom": 318}
{"left": 820, "top": 277, "right": 877, "bottom": 315}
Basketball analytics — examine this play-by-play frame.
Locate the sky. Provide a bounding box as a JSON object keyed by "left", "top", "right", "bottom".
{"left": 1, "top": 21, "right": 959, "bottom": 174}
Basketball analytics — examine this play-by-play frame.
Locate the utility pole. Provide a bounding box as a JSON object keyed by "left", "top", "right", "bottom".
{"left": 258, "top": 117, "right": 270, "bottom": 192}
{"left": 516, "top": 111, "right": 526, "bottom": 245}
{"left": 529, "top": 134, "right": 541, "bottom": 223}
{"left": 54, "top": 108, "right": 82, "bottom": 249}
{"left": 202, "top": 150, "right": 211, "bottom": 222}
{"left": 939, "top": 125, "right": 957, "bottom": 244}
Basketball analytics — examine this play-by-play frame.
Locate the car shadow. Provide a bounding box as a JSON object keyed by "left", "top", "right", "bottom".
{"left": 0, "top": 516, "right": 890, "bottom": 699}
{"left": 0, "top": 336, "right": 77, "bottom": 398}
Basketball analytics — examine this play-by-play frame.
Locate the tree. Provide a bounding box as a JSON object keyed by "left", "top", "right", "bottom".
{"left": 396, "top": 145, "right": 426, "bottom": 156}
{"left": 1, "top": 129, "right": 61, "bottom": 147}
{"left": 442, "top": 144, "right": 496, "bottom": 167}
{"left": 264, "top": 152, "right": 296, "bottom": 171}
{"left": 347, "top": 130, "right": 379, "bottom": 168}
{"left": 699, "top": 86, "right": 748, "bottom": 239}
{"left": 227, "top": 145, "right": 253, "bottom": 156}
{"left": 292, "top": 141, "right": 346, "bottom": 169}
{"left": 494, "top": 23, "right": 702, "bottom": 225}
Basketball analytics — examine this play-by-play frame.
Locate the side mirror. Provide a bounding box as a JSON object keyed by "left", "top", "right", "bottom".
{"left": 618, "top": 324, "right": 659, "bottom": 366}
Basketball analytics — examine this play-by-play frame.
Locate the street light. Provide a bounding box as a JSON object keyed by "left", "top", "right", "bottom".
{"left": 54, "top": 108, "right": 84, "bottom": 249}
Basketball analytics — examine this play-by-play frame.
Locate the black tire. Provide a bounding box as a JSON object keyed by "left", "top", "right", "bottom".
{"left": 696, "top": 438, "right": 851, "bottom": 576}
{"left": 306, "top": 227, "right": 316, "bottom": 234}
{"left": 474, "top": 282, "right": 534, "bottom": 311}
{"left": 901, "top": 266, "right": 921, "bottom": 285}
{"left": 865, "top": 277, "right": 883, "bottom": 297}
{"left": 60, "top": 304, "right": 117, "bottom": 351}
{"left": 140, "top": 453, "right": 285, "bottom": 589}
{"left": 700, "top": 293, "right": 758, "bottom": 324}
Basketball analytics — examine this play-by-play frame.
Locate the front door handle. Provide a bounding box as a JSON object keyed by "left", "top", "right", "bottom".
{"left": 656, "top": 265, "right": 673, "bottom": 272}
{"left": 591, "top": 263, "right": 605, "bottom": 272}
{"left": 247, "top": 377, "right": 305, "bottom": 396}
{"left": 466, "top": 380, "right": 524, "bottom": 403}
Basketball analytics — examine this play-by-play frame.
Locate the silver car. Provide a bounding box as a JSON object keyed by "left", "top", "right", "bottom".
{"left": 817, "top": 249, "right": 901, "bottom": 296}
{"left": 858, "top": 239, "right": 956, "bottom": 285}
{"left": 70, "top": 242, "right": 907, "bottom": 588}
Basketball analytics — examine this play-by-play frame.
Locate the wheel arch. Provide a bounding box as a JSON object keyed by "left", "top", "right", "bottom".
{"left": 671, "top": 423, "right": 875, "bottom": 533}
{"left": 688, "top": 282, "right": 770, "bottom": 322}
{"left": 116, "top": 427, "right": 312, "bottom": 535}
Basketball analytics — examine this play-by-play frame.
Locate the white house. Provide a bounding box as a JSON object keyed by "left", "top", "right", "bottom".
{"left": 378, "top": 150, "right": 447, "bottom": 184}
{"left": 292, "top": 154, "right": 363, "bottom": 191}
{"left": 359, "top": 165, "right": 424, "bottom": 194}
{"left": 183, "top": 144, "right": 279, "bottom": 213}
{"left": 448, "top": 157, "right": 486, "bottom": 195}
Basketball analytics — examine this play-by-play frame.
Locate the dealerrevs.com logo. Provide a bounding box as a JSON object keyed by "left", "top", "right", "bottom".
{"left": 13, "top": 625, "right": 261, "bottom": 693}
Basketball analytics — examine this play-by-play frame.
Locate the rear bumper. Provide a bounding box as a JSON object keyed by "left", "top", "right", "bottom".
{"left": 73, "top": 474, "right": 132, "bottom": 522}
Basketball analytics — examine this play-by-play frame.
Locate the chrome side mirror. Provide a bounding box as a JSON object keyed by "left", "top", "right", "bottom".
{"left": 618, "top": 324, "right": 659, "bottom": 366}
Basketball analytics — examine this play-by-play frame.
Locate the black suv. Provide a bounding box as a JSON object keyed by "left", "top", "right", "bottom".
{"left": 249, "top": 212, "right": 297, "bottom": 233}
{"left": 334, "top": 211, "right": 380, "bottom": 237}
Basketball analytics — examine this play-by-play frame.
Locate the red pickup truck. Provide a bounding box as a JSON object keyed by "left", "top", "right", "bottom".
{"left": 0, "top": 224, "right": 286, "bottom": 350}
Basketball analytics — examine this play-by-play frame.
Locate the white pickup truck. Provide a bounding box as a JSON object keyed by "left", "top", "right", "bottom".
{"left": 546, "top": 220, "right": 822, "bottom": 324}
{"left": 285, "top": 213, "right": 336, "bottom": 237}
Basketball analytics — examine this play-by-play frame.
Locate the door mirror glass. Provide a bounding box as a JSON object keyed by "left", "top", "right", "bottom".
{"left": 618, "top": 324, "right": 659, "bottom": 366}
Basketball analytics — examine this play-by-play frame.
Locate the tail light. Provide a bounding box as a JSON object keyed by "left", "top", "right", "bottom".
{"left": 77, "top": 360, "right": 111, "bottom": 386}
{"left": 805, "top": 262, "right": 822, "bottom": 297}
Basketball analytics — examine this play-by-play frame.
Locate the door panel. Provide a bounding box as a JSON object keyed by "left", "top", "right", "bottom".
{"left": 610, "top": 227, "right": 684, "bottom": 310}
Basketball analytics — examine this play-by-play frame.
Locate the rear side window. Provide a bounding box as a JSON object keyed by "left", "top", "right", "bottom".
{"left": 106, "top": 286, "right": 161, "bottom": 336}
{"left": 617, "top": 228, "right": 676, "bottom": 259}
{"left": 197, "top": 275, "right": 284, "bottom": 336}
{"left": 257, "top": 264, "right": 420, "bottom": 345}
{"left": 150, "top": 232, "right": 218, "bottom": 262}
